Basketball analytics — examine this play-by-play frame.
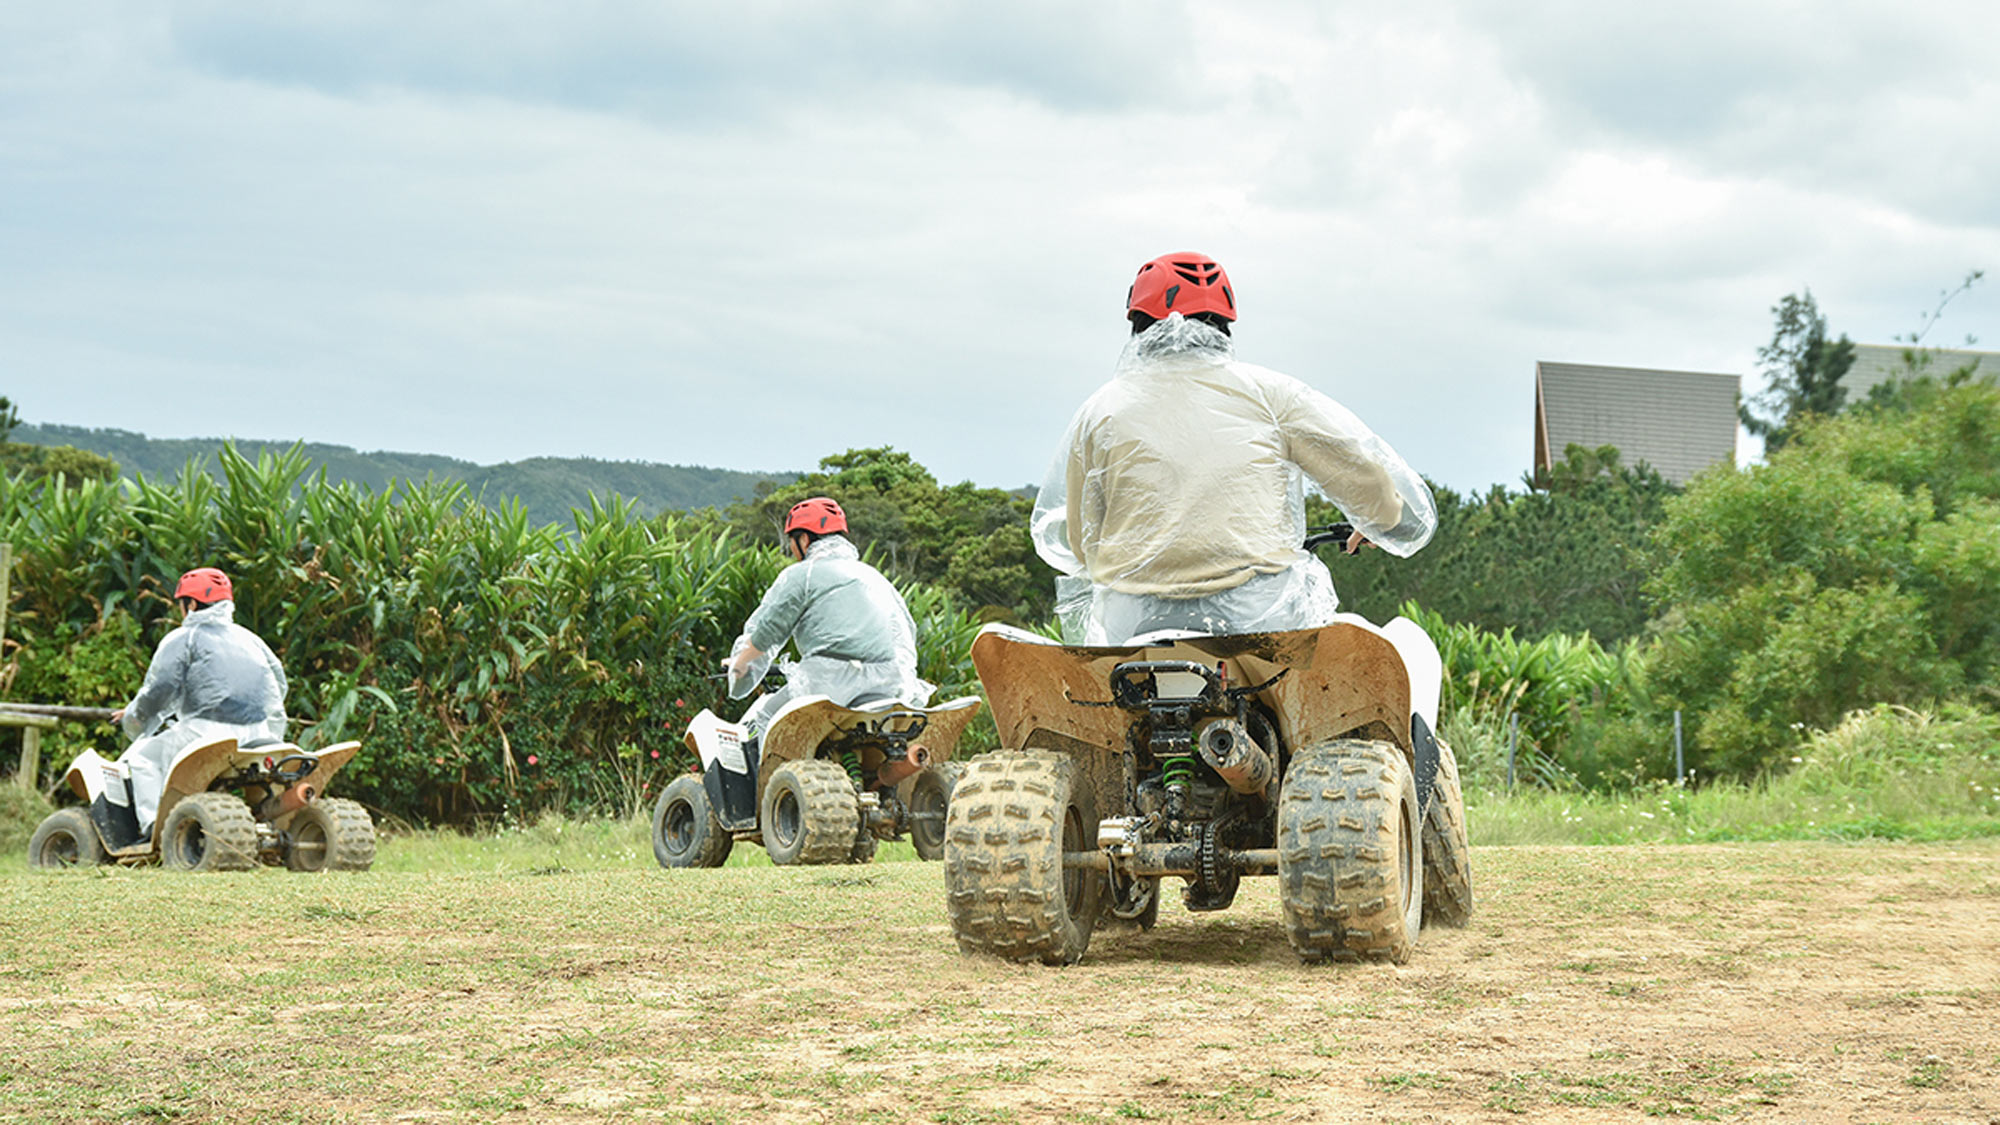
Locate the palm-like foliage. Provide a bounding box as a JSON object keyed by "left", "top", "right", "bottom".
{"left": 2, "top": 444, "right": 987, "bottom": 823}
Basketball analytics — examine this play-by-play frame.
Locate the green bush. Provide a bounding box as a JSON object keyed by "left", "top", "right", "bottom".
{"left": 1645, "top": 379, "right": 2000, "bottom": 775}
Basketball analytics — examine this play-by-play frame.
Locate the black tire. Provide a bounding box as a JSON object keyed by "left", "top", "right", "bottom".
{"left": 285, "top": 798, "right": 378, "bottom": 873}
{"left": 907, "top": 762, "right": 964, "bottom": 862}
{"left": 762, "top": 758, "right": 860, "bottom": 866}
{"left": 943, "top": 749, "right": 1101, "bottom": 965}
{"left": 652, "top": 774, "right": 734, "bottom": 869}
{"left": 28, "top": 807, "right": 107, "bottom": 869}
{"left": 1421, "top": 740, "right": 1474, "bottom": 927}
{"left": 159, "top": 792, "right": 259, "bottom": 873}
{"left": 1277, "top": 740, "right": 1423, "bottom": 964}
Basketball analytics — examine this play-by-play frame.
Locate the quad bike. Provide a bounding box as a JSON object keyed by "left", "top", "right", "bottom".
{"left": 26, "top": 735, "right": 377, "bottom": 873}
{"left": 653, "top": 691, "right": 983, "bottom": 868}
{"left": 942, "top": 524, "right": 1473, "bottom": 965}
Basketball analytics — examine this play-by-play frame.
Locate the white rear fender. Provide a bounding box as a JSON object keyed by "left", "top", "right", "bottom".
{"left": 1380, "top": 616, "right": 1444, "bottom": 734}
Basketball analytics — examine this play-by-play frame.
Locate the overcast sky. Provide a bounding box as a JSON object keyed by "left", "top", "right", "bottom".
{"left": 6, "top": 1, "right": 1996, "bottom": 495}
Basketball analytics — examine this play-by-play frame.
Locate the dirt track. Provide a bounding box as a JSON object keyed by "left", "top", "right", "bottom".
{"left": 5, "top": 841, "right": 1999, "bottom": 1122}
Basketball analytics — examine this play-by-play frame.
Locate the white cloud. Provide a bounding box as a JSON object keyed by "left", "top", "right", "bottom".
{"left": 3, "top": 0, "right": 1996, "bottom": 495}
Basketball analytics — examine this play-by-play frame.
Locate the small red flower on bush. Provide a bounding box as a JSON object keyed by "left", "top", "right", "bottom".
{"left": 526, "top": 754, "right": 539, "bottom": 766}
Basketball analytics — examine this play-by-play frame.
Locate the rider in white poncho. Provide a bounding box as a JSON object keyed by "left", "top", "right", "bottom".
{"left": 723, "top": 497, "right": 932, "bottom": 740}
{"left": 112, "top": 567, "right": 289, "bottom": 835}
{"left": 1033, "top": 252, "right": 1437, "bottom": 644}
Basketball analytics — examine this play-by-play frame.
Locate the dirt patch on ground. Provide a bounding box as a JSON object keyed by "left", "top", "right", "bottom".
{"left": 4, "top": 841, "right": 1999, "bottom": 1122}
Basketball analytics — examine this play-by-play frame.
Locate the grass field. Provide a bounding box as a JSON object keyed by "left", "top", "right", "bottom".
{"left": 5, "top": 826, "right": 1999, "bottom": 1123}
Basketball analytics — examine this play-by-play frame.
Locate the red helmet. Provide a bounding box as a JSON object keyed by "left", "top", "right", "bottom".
{"left": 784, "top": 497, "right": 848, "bottom": 537}
{"left": 1127, "top": 252, "right": 1235, "bottom": 324}
{"left": 174, "top": 567, "right": 232, "bottom": 605}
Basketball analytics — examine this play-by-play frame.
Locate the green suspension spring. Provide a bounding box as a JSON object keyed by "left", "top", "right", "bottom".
{"left": 840, "top": 749, "right": 865, "bottom": 788}
{"left": 1161, "top": 754, "right": 1194, "bottom": 792}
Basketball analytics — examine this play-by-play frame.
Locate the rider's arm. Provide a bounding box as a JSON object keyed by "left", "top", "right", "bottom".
{"left": 726, "top": 566, "right": 810, "bottom": 698}
{"left": 1274, "top": 377, "right": 1436, "bottom": 558}
{"left": 120, "top": 629, "right": 190, "bottom": 739}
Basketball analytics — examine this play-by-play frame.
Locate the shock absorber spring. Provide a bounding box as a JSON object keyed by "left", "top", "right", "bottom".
{"left": 840, "top": 748, "right": 864, "bottom": 788}
{"left": 1161, "top": 753, "right": 1194, "bottom": 794}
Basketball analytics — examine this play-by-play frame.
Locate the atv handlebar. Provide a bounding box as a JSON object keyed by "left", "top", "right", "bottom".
{"left": 1303, "top": 522, "right": 1362, "bottom": 555}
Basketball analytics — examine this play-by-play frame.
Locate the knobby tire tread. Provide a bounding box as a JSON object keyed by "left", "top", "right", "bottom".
{"left": 162, "top": 792, "right": 259, "bottom": 873}
{"left": 943, "top": 749, "right": 1095, "bottom": 965}
{"left": 764, "top": 758, "right": 860, "bottom": 866}
{"left": 653, "top": 774, "right": 733, "bottom": 869}
{"left": 1277, "top": 740, "right": 1421, "bottom": 964}
{"left": 1420, "top": 740, "right": 1474, "bottom": 927}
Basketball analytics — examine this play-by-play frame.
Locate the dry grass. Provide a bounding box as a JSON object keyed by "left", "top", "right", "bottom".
{"left": 5, "top": 839, "right": 2000, "bottom": 1122}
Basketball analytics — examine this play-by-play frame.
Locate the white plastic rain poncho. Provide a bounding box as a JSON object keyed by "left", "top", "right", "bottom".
{"left": 726, "top": 534, "right": 932, "bottom": 736}
{"left": 117, "top": 599, "right": 288, "bottom": 833}
{"left": 1033, "top": 313, "right": 1437, "bottom": 644}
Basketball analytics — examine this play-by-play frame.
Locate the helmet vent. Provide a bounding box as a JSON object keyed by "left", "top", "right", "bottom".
{"left": 1163, "top": 284, "right": 1180, "bottom": 309}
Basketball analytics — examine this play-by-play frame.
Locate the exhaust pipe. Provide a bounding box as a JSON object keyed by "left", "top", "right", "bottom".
{"left": 1198, "top": 720, "right": 1272, "bottom": 795}
{"left": 257, "top": 784, "right": 316, "bottom": 821}
{"left": 876, "top": 744, "right": 931, "bottom": 787}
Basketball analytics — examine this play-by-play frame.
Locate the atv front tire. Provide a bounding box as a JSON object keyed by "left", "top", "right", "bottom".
{"left": 160, "top": 792, "right": 259, "bottom": 873}
{"left": 1420, "top": 740, "right": 1473, "bottom": 927}
{"left": 1278, "top": 740, "right": 1423, "bottom": 964}
{"left": 285, "top": 798, "right": 378, "bottom": 873}
{"left": 762, "top": 758, "right": 861, "bottom": 866}
{"left": 943, "top": 749, "right": 1101, "bottom": 965}
{"left": 907, "top": 761, "right": 963, "bottom": 861}
{"left": 653, "top": 774, "right": 734, "bottom": 869}
{"left": 28, "top": 807, "right": 107, "bottom": 869}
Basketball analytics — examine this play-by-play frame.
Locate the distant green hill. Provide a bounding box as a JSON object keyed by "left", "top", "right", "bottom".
{"left": 12, "top": 423, "right": 796, "bottom": 527}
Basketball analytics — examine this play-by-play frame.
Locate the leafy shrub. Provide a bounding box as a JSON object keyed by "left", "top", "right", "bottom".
{"left": 1645, "top": 379, "right": 2000, "bottom": 776}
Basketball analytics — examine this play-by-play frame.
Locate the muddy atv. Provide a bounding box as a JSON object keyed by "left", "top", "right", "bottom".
{"left": 653, "top": 694, "right": 983, "bottom": 868}
{"left": 27, "top": 737, "right": 377, "bottom": 873}
{"left": 943, "top": 610, "right": 1471, "bottom": 965}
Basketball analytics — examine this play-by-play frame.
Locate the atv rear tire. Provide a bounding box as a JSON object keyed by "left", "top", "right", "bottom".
{"left": 653, "top": 774, "right": 734, "bottom": 869}
{"left": 943, "top": 749, "right": 1101, "bottom": 965}
{"left": 762, "top": 758, "right": 860, "bottom": 866}
{"left": 285, "top": 798, "right": 378, "bottom": 872}
{"left": 907, "top": 761, "right": 963, "bottom": 861}
{"left": 160, "top": 792, "right": 259, "bottom": 872}
{"left": 28, "top": 807, "right": 107, "bottom": 869}
{"left": 1278, "top": 740, "right": 1423, "bottom": 964}
{"left": 1420, "top": 740, "right": 1473, "bottom": 927}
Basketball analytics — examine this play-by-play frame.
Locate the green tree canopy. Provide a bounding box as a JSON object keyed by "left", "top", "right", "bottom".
{"left": 0, "top": 394, "right": 119, "bottom": 485}
{"left": 704, "top": 446, "right": 1056, "bottom": 621}
{"left": 1318, "top": 444, "right": 1677, "bottom": 644}
{"left": 1647, "top": 376, "right": 2000, "bottom": 775}
{"left": 1740, "top": 289, "right": 1857, "bottom": 453}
